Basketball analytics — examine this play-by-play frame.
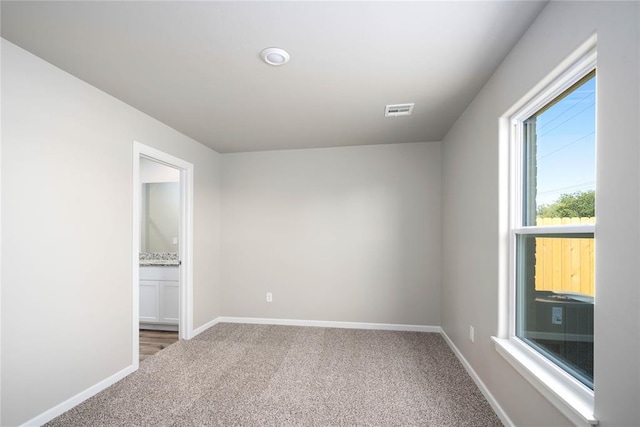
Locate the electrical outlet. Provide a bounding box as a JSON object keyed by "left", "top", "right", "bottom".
{"left": 266, "top": 292, "right": 273, "bottom": 302}
{"left": 470, "top": 325, "right": 475, "bottom": 343}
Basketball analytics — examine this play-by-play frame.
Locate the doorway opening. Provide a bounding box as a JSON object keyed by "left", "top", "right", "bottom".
{"left": 132, "top": 142, "right": 194, "bottom": 368}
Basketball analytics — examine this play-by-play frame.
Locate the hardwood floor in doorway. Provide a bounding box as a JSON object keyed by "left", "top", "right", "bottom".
{"left": 139, "top": 329, "right": 178, "bottom": 362}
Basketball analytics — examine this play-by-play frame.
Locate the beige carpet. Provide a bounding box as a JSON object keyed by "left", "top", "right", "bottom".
{"left": 47, "top": 323, "right": 502, "bottom": 426}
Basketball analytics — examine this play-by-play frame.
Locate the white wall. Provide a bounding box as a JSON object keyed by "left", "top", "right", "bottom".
{"left": 441, "top": 2, "right": 639, "bottom": 426}
{"left": 0, "top": 39, "right": 222, "bottom": 426}
{"left": 221, "top": 142, "right": 441, "bottom": 326}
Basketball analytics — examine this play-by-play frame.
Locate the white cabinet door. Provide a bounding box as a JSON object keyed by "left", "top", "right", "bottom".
{"left": 140, "top": 280, "right": 159, "bottom": 322}
{"left": 159, "top": 282, "right": 179, "bottom": 324}
{"left": 140, "top": 266, "right": 179, "bottom": 327}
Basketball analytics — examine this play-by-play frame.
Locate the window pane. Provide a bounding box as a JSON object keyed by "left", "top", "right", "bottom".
{"left": 516, "top": 234, "right": 594, "bottom": 389}
{"left": 522, "top": 72, "right": 596, "bottom": 226}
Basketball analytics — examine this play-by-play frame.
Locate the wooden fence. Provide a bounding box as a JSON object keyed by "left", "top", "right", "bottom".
{"left": 535, "top": 217, "right": 595, "bottom": 297}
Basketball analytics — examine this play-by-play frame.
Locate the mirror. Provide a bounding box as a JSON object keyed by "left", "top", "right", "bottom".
{"left": 141, "top": 183, "right": 179, "bottom": 253}
{"left": 140, "top": 157, "right": 180, "bottom": 254}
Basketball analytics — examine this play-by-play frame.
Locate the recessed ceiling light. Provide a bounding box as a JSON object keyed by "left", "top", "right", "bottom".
{"left": 261, "top": 47, "right": 290, "bottom": 66}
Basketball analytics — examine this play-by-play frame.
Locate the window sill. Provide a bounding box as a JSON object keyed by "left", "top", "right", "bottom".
{"left": 492, "top": 337, "right": 598, "bottom": 426}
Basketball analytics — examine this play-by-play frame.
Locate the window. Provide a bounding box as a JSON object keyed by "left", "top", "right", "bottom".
{"left": 516, "top": 69, "right": 596, "bottom": 390}
{"left": 494, "top": 43, "right": 598, "bottom": 425}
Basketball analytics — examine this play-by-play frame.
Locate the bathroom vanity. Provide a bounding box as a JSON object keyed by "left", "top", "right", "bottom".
{"left": 139, "top": 253, "right": 180, "bottom": 331}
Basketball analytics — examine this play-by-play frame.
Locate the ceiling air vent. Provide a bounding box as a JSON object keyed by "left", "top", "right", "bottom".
{"left": 385, "top": 103, "right": 415, "bottom": 117}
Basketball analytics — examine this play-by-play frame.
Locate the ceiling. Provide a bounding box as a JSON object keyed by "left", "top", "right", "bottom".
{"left": 1, "top": 1, "right": 547, "bottom": 153}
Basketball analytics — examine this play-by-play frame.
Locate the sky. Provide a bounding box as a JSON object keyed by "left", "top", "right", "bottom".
{"left": 532, "top": 75, "right": 596, "bottom": 208}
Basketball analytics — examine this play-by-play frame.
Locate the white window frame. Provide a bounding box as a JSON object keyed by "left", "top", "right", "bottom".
{"left": 493, "top": 39, "right": 598, "bottom": 426}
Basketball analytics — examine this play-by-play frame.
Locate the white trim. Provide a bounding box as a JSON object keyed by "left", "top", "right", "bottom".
{"left": 441, "top": 331, "right": 514, "bottom": 427}
{"left": 493, "top": 337, "right": 597, "bottom": 426}
{"left": 192, "top": 317, "right": 222, "bottom": 337}
{"left": 497, "top": 35, "right": 599, "bottom": 426}
{"left": 17, "top": 318, "right": 477, "bottom": 426}
{"left": 133, "top": 142, "right": 195, "bottom": 362}
{"left": 216, "top": 316, "right": 440, "bottom": 333}
{"left": 498, "top": 117, "right": 511, "bottom": 340}
{"left": 0, "top": 45, "right": 3, "bottom": 423}
{"left": 510, "top": 47, "right": 597, "bottom": 123}
{"left": 132, "top": 148, "right": 142, "bottom": 371}
{"left": 514, "top": 224, "right": 595, "bottom": 235}
{"left": 502, "top": 34, "right": 597, "bottom": 119}
{"left": 19, "top": 365, "right": 136, "bottom": 427}
{"left": 180, "top": 165, "right": 195, "bottom": 339}
{"left": 524, "top": 331, "right": 593, "bottom": 343}
{"left": 0, "top": 44, "right": 3, "bottom": 423}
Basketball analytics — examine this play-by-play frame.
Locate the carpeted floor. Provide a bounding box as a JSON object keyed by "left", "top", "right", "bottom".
{"left": 47, "top": 323, "right": 502, "bottom": 426}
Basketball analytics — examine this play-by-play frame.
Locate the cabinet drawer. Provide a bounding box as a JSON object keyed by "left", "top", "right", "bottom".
{"left": 140, "top": 266, "right": 179, "bottom": 281}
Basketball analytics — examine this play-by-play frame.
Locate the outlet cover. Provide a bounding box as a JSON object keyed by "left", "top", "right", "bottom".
{"left": 552, "top": 306, "right": 563, "bottom": 325}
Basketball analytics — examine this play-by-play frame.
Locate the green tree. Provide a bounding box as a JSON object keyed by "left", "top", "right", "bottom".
{"left": 537, "top": 190, "right": 595, "bottom": 218}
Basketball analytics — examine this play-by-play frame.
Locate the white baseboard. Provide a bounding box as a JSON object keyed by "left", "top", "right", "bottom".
{"left": 440, "top": 330, "right": 514, "bottom": 427}
{"left": 20, "top": 364, "right": 136, "bottom": 427}
{"left": 21, "top": 319, "right": 497, "bottom": 427}
{"left": 216, "top": 316, "right": 441, "bottom": 333}
{"left": 21, "top": 316, "right": 218, "bottom": 426}
{"left": 191, "top": 317, "right": 221, "bottom": 338}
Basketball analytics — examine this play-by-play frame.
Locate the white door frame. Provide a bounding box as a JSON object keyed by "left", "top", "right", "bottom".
{"left": 132, "top": 141, "right": 194, "bottom": 368}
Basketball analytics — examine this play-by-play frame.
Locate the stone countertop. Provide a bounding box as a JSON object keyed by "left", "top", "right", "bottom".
{"left": 139, "top": 252, "right": 180, "bottom": 267}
